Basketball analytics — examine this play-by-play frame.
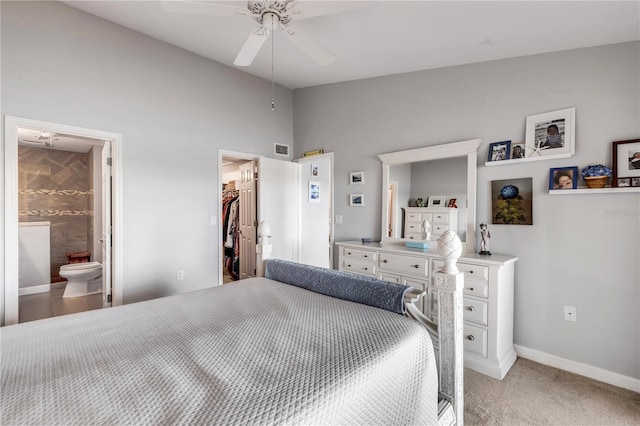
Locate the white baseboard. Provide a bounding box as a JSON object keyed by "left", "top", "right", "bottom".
{"left": 514, "top": 344, "right": 640, "bottom": 393}
{"left": 19, "top": 284, "right": 51, "bottom": 296}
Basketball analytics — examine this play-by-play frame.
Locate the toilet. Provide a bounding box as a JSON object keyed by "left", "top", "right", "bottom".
{"left": 59, "top": 261, "right": 103, "bottom": 298}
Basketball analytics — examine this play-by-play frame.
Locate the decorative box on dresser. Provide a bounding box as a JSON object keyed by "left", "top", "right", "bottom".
{"left": 404, "top": 207, "right": 458, "bottom": 241}
{"left": 336, "top": 241, "right": 518, "bottom": 380}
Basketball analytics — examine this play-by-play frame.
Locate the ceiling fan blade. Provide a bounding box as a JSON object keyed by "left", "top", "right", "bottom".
{"left": 283, "top": 25, "right": 335, "bottom": 66}
{"left": 234, "top": 27, "right": 271, "bottom": 66}
{"left": 287, "top": 0, "right": 368, "bottom": 20}
{"left": 160, "top": 1, "right": 247, "bottom": 17}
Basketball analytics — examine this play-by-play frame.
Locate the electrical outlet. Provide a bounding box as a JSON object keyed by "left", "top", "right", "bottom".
{"left": 177, "top": 270, "right": 184, "bottom": 281}
{"left": 335, "top": 215, "right": 343, "bottom": 224}
{"left": 563, "top": 305, "right": 577, "bottom": 322}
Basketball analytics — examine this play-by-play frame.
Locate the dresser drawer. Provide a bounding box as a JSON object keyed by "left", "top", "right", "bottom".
{"left": 433, "top": 260, "right": 488, "bottom": 282}
{"left": 405, "top": 232, "right": 423, "bottom": 240}
{"left": 431, "top": 212, "right": 449, "bottom": 224}
{"left": 464, "top": 281, "right": 488, "bottom": 298}
{"left": 405, "top": 222, "right": 422, "bottom": 233}
{"left": 406, "top": 212, "right": 422, "bottom": 222}
{"left": 431, "top": 224, "right": 449, "bottom": 234}
{"left": 463, "top": 298, "right": 488, "bottom": 326}
{"left": 379, "top": 253, "right": 429, "bottom": 277}
{"left": 342, "top": 248, "right": 376, "bottom": 263}
{"left": 464, "top": 323, "right": 488, "bottom": 357}
{"left": 342, "top": 261, "right": 376, "bottom": 276}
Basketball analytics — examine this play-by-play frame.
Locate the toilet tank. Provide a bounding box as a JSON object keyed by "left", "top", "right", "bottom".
{"left": 18, "top": 222, "right": 51, "bottom": 290}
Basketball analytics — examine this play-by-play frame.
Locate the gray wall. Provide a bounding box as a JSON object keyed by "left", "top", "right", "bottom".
{"left": 294, "top": 42, "right": 640, "bottom": 379}
{"left": 1, "top": 1, "right": 293, "bottom": 304}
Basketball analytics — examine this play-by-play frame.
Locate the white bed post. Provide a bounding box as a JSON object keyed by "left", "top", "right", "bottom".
{"left": 256, "top": 221, "right": 272, "bottom": 277}
{"left": 434, "top": 231, "right": 464, "bottom": 426}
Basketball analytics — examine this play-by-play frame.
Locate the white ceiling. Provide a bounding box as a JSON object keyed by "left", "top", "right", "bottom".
{"left": 62, "top": 1, "right": 640, "bottom": 90}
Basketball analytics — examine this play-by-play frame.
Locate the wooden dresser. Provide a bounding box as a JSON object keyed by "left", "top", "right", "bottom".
{"left": 336, "top": 240, "right": 518, "bottom": 380}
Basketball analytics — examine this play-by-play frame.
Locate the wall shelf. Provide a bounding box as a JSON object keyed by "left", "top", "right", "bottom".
{"left": 549, "top": 186, "right": 640, "bottom": 195}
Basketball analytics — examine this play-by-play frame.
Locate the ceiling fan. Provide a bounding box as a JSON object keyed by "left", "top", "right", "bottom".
{"left": 162, "top": 0, "right": 366, "bottom": 66}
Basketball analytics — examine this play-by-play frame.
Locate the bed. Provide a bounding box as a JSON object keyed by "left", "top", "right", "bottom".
{"left": 1, "top": 253, "right": 464, "bottom": 425}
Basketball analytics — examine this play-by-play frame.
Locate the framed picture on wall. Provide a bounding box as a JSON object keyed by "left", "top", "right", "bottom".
{"left": 487, "top": 140, "right": 511, "bottom": 162}
{"left": 350, "top": 171, "right": 364, "bottom": 184}
{"left": 491, "top": 178, "right": 533, "bottom": 225}
{"left": 525, "top": 107, "right": 575, "bottom": 159}
{"left": 311, "top": 164, "right": 319, "bottom": 177}
{"left": 309, "top": 181, "right": 320, "bottom": 202}
{"left": 612, "top": 139, "right": 640, "bottom": 187}
{"left": 549, "top": 166, "right": 578, "bottom": 190}
{"left": 349, "top": 193, "right": 364, "bottom": 206}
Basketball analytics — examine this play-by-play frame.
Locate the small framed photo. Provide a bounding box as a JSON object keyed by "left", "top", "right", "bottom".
{"left": 309, "top": 181, "right": 320, "bottom": 202}
{"left": 447, "top": 198, "right": 458, "bottom": 208}
{"left": 612, "top": 139, "right": 640, "bottom": 187}
{"left": 549, "top": 166, "right": 578, "bottom": 190}
{"left": 632, "top": 178, "right": 640, "bottom": 187}
{"left": 427, "top": 195, "right": 446, "bottom": 207}
{"left": 349, "top": 193, "right": 364, "bottom": 207}
{"left": 511, "top": 143, "right": 526, "bottom": 159}
{"left": 488, "top": 140, "right": 511, "bottom": 162}
{"left": 617, "top": 178, "right": 631, "bottom": 187}
{"left": 311, "top": 164, "right": 319, "bottom": 177}
{"left": 525, "top": 107, "right": 575, "bottom": 158}
{"left": 350, "top": 171, "right": 364, "bottom": 185}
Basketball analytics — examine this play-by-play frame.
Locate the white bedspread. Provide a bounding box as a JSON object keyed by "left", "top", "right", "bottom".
{"left": 1, "top": 277, "right": 437, "bottom": 425}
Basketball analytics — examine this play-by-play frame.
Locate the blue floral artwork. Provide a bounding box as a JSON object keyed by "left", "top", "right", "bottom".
{"left": 491, "top": 178, "right": 533, "bottom": 225}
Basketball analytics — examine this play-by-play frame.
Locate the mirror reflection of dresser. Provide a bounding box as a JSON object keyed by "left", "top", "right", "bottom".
{"left": 404, "top": 207, "right": 458, "bottom": 241}
{"left": 336, "top": 139, "right": 519, "bottom": 380}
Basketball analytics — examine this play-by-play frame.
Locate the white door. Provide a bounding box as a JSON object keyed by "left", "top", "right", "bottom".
{"left": 258, "top": 157, "right": 299, "bottom": 262}
{"left": 101, "top": 141, "right": 112, "bottom": 307}
{"left": 239, "top": 161, "right": 257, "bottom": 278}
{"left": 295, "top": 154, "right": 333, "bottom": 268}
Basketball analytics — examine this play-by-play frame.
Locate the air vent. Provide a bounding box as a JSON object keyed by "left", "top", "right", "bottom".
{"left": 274, "top": 143, "right": 290, "bottom": 157}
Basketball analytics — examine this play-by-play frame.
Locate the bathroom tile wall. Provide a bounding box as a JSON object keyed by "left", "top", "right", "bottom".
{"left": 18, "top": 146, "right": 93, "bottom": 283}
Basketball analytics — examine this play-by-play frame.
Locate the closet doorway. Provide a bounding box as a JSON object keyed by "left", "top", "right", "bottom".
{"left": 221, "top": 155, "right": 257, "bottom": 283}
{"left": 217, "top": 150, "right": 334, "bottom": 286}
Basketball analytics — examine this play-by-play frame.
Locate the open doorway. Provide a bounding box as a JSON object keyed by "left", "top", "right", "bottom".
{"left": 219, "top": 151, "right": 259, "bottom": 285}
{"left": 3, "top": 116, "right": 123, "bottom": 326}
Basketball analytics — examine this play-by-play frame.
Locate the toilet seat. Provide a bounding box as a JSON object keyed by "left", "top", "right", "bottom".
{"left": 60, "top": 261, "right": 101, "bottom": 271}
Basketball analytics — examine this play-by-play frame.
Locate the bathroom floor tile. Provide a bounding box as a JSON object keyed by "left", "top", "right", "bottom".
{"left": 19, "top": 292, "right": 54, "bottom": 323}
{"left": 19, "top": 282, "right": 104, "bottom": 323}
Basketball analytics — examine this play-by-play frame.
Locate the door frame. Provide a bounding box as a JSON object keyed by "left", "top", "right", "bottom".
{"left": 2, "top": 116, "right": 123, "bottom": 325}
{"left": 217, "top": 149, "right": 260, "bottom": 285}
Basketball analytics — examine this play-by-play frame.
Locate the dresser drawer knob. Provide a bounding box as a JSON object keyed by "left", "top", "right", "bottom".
{"left": 347, "top": 252, "right": 352, "bottom": 255}
{"left": 347, "top": 264, "right": 351, "bottom": 267}
{"left": 364, "top": 267, "right": 368, "bottom": 271}
{"left": 467, "top": 335, "right": 475, "bottom": 341}
{"left": 364, "top": 255, "right": 368, "bottom": 258}
{"left": 468, "top": 306, "right": 476, "bottom": 312}
{"left": 469, "top": 270, "right": 474, "bottom": 274}
{"left": 382, "top": 259, "right": 388, "bottom": 263}
{"left": 469, "top": 287, "right": 474, "bottom": 291}
{"left": 413, "top": 264, "right": 419, "bottom": 268}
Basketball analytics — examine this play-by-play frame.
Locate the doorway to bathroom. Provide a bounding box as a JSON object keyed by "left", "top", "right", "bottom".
{"left": 3, "top": 116, "right": 123, "bottom": 326}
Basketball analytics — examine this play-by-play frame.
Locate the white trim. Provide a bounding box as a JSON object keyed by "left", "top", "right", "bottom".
{"left": 515, "top": 344, "right": 640, "bottom": 393}
{"left": 3, "top": 116, "right": 124, "bottom": 325}
{"left": 19, "top": 284, "right": 51, "bottom": 296}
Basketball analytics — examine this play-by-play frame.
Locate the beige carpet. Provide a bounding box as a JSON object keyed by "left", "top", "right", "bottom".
{"left": 464, "top": 358, "right": 640, "bottom": 425}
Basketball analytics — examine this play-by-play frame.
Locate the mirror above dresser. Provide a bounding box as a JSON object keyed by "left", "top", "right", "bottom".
{"left": 378, "top": 139, "right": 481, "bottom": 253}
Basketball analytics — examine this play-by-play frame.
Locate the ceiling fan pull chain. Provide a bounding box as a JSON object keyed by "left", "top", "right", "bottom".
{"left": 271, "top": 27, "right": 275, "bottom": 111}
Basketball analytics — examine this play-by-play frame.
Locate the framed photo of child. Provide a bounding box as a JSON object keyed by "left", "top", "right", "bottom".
{"left": 487, "top": 141, "right": 511, "bottom": 162}
{"left": 525, "top": 107, "right": 575, "bottom": 159}
{"left": 548, "top": 166, "right": 578, "bottom": 190}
